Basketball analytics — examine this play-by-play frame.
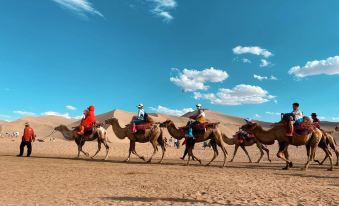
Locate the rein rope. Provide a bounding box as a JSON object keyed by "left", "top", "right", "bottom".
{"left": 38, "top": 129, "right": 56, "bottom": 141}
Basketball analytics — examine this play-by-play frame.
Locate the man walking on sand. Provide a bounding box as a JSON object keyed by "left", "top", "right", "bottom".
{"left": 17, "top": 122, "right": 36, "bottom": 157}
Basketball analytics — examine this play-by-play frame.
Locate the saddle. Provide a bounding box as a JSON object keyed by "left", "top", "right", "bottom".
{"left": 294, "top": 122, "right": 314, "bottom": 135}
{"left": 180, "top": 122, "right": 220, "bottom": 135}
{"left": 135, "top": 123, "right": 152, "bottom": 131}
{"left": 282, "top": 116, "right": 314, "bottom": 136}
{"left": 236, "top": 131, "right": 255, "bottom": 144}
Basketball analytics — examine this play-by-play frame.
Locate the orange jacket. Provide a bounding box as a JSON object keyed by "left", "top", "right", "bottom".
{"left": 81, "top": 105, "right": 96, "bottom": 128}
{"left": 22, "top": 126, "right": 35, "bottom": 142}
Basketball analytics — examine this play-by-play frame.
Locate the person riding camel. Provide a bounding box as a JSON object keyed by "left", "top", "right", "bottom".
{"left": 311, "top": 113, "right": 321, "bottom": 129}
{"left": 284, "top": 102, "right": 303, "bottom": 137}
{"left": 187, "top": 104, "right": 206, "bottom": 138}
{"left": 77, "top": 105, "right": 96, "bottom": 136}
{"left": 132, "top": 104, "right": 145, "bottom": 133}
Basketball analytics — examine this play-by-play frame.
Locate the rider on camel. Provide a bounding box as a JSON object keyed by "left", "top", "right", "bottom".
{"left": 284, "top": 102, "right": 303, "bottom": 137}
{"left": 311, "top": 113, "right": 321, "bottom": 129}
{"left": 132, "top": 104, "right": 145, "bottom": 133}
{"left": 77, "top": 105, "right": 96, "bottom": 136}
{"left": 187, "top": 104, "right": 206, "bottom": 138}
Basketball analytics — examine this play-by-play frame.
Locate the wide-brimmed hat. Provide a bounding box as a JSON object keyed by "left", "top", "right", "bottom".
{"left": 137, "top": 103, "right": 144, "bottom": 108}
{"left": 196, "top": 104, "right": 202, "bottom": 108}
{"left": 25, "top": 122, "right": 30, "bottom": 126}
{"left": 311, "top": 113, "right": 317, "bottom": 117}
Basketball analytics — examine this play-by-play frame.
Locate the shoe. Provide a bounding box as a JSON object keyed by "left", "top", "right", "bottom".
{"left": 180, "top": 157, "right": 184, "bottom": 160}
{"left": 16, "top": 155, "right": 22, "bottom": 157}
{"left": 26, "top": 155, "right": 30, "bottom": 157}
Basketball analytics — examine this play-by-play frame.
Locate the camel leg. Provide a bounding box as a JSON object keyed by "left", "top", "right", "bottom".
{"left": 317, "top": 143, "right": 334, "bottom": 171}
{"left": 304, "top": 145, "right": 318, "bottom": 171}
{"left": 219, "top": 143, "right": 228, "bottom": 167}
{"left": 147, "top": 141, "right": 158, "bottom": 163}
{"left": 186, "top": 139, "right": 201, "bottom": 165}
{"left": 91, "top": 140, "right": 102, "bottom": 159}
{"left": 124, "top": 141, "right": 133, "bottom": 162}
{"left": 255, "top": 142, "right": 264, "bottom": 163}
{"left": 130, "top": 141, "right": 146, "bottom": 161}
{"left": 102, "top": 141, "right": 110, "bottom": 160}
{"left": 230, "top": 144, "right": 239, "bottom": 162}
{"left": 206, "top": 139, "right": 219, "bottom": 166}
{"left": 241, "top": 145, "right": 252, "bottom": 163}
{"left": 277, "top": 142, "right": 291, "bottom": 170}
{"left": 328, "top": 140, "right": 339, "bottom": 166}
{"left": 78, "top": 141, "right": 89, "bottom": 157}
{"left": 158, "top": 141, "right": 166, "bottom": 164}
{"left": 261, "top": 144, "right": 271, "bottom": 162}
{"left": 314, "top": 147, "right": 329, "bottom": 165}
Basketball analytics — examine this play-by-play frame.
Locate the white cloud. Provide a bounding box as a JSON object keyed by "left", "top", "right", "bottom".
{"left": 265, "top": 112, "right": 281, "bottom": 115}
{"left": 233, "top": 46, "right": 273, "bottom": 58}
{"left": 253, "top": 74, "right": 278, "bottom": 81}
{"left": 52, "top": 0, "right": 103, "bottom": 18}
{"left": 42, "top": 111, "right": 82, "bottom": 119}
{"left": 242, "top": 58, "right": 252, "bottom": 64}
{"left": 288, "top": 56, "right": 339, "bottom": 78}
{"left": 254, "top": 114, "right": 261, "bottom": 118}
{"left": 150, "top": 105, "right": 193, "bottom": 116}
{"left": 259, "top": 59, "right": 270, "bottom": 67}
{"left": 332, "top": 117, "right": 339, "bottom": 121}
{"left": 13, "top": 111, "right": 37, "bottom": 116}
{"left": 149, "top": 0, "right": 177, "bottom": 22}
{"left": 42, "top": 111, "right": 71, "bottom": 119}
{"left": 66, "top": 105, "right": 77, "bottom": 111}
{"left": 170, "top": 67, "right": 229, "bottom": 92}
{"left": 253, "top": 74, "right": 268, "bottom": 81}
{"left": 194, "top": 84, "right": 275, "bottom": 106}
{"left": 270, "top": 75, "right": 278, "bottom": 80}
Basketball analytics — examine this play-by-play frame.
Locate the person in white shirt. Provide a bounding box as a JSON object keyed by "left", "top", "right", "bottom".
{"left": 132, "top": 104, "right": 145, "bottom": 133}
{"left": 286, "top": 102, "right": 303, "bottom": 136}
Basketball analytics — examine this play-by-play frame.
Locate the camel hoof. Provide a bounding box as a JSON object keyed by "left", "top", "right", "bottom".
{"left": 269, "top": 160, "right": 272, "bottom": 163}
{"left": 255, "top": 161, "right": 260, "bottom": 164}
{"left": 289, "top": 162, "right": 293, "bottom": 168}
{"left": 282, "top": 167, "right": 289, "bottom": 170}
{"left": 327, "top": 168, "right": 333, "bottom": 171}
{"left": 140, "top": 156, "right": 146, "bottom": 161}
{"left": 146, "top": 160, "right": 152, "bottom": 163}
{"left": 123, "top": 159, "right": 130, "bottom": 162}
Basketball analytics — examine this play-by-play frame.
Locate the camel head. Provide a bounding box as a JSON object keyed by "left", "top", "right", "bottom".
{"left": 335, "top": 126, "right": 339, "bottom": 131}
{"left": 240, "top": 121, "right": 258, "bottom": 133}
{"left": 159, "top": 120, "right": 173, "bottom": 128}
{"left": 105, "top": 117, "right": 118, "bottom": 125}
{"left": 54, "top": 125, "right": 70, "bottom": 132}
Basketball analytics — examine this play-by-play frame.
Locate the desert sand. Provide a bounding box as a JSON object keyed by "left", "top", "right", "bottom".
{"left": 0, "top": 110, "right": 338, "bottom": 205}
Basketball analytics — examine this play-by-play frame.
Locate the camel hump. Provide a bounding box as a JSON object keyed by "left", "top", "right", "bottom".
{"left": 207, "top": 122, "right": 220, "bottom": 129}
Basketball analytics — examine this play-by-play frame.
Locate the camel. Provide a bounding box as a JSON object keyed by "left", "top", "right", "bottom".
{"left": 314, "top": 131, "right": 339, "bottom": 166}
{"left": 222, "top": 132, "right": 271, "bottom": 163}
{"left": 104, "top": 118, "right": 166, "bottom": 163}
{"left": 240, "top": 120, "right": 333, "bottom": 171}
{"left": 54, "top": 125, "right": 110, "bottom": 160}
{"left": 160, "top": 120, "right": 228, "bottom": 167}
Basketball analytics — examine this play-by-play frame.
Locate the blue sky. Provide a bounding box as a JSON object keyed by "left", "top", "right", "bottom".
{"left": 0, "top": 0, "right": 339, "bottom": 122}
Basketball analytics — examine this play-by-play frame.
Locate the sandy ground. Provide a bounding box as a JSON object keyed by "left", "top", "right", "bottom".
{"left": 0, "top": 138, "right": 338, "bottom": 206}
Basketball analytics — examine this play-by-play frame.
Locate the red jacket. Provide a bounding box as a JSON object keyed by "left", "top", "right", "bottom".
{"left": 22, "top": 126, "right": 35, "bottom": 142}
{"left": 81, "top": 105, "right": 96, "bottom": 128}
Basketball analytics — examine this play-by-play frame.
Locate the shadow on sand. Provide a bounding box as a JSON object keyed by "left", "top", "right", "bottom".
{"left": 100, "top": 196, "right": 222, "bottom": 205}
{"left": 0, "top": 154, "right": 335, "bottom": 172}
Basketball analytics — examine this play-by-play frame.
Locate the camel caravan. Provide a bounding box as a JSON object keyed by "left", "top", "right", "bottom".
{"left": 52, "top": 103, "right": 339, "bottom": 171}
